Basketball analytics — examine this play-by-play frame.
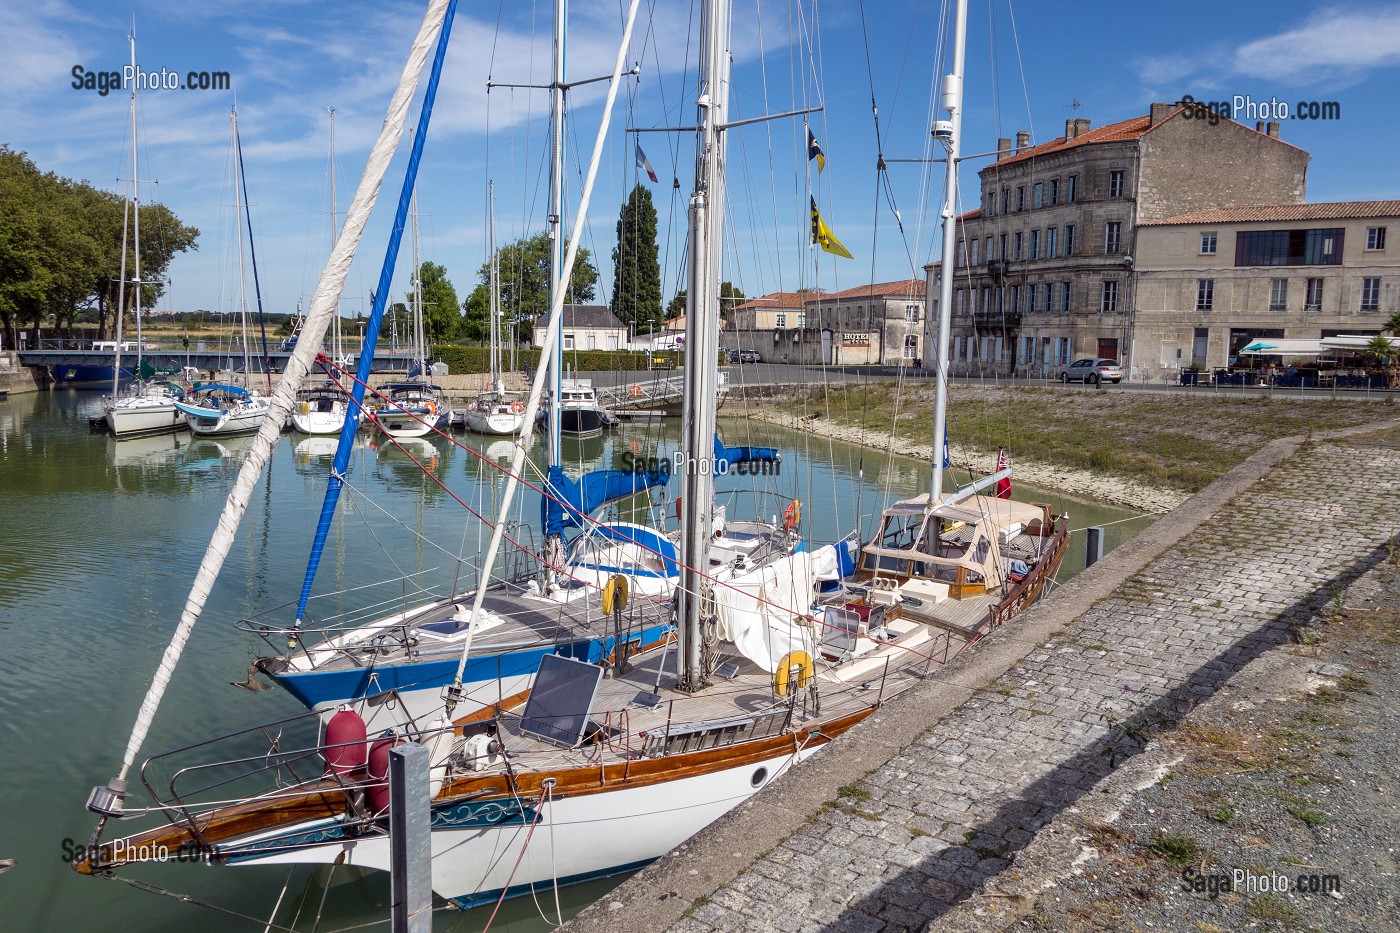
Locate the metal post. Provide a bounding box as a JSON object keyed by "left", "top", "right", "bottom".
{"left": 1085, "top": 526, "right": 1104, "bottom": 568}
{"left": 390, "top": 743, "right": 432, "bottom": 933}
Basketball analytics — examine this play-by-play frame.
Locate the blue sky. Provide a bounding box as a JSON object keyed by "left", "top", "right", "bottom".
{"left": 4, "top": 1, "right": 1398, "bottom": 321}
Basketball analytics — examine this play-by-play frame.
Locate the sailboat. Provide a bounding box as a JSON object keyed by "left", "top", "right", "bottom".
{"left": 72, "top": 0, "right": 1009, "bottom": 913}
{"left": 464, "top": 182, "right": 528, "bottom": 435}
{"left": 175, "top": 108, "right": 272, "bottom": 437}
{"left": 291, "top": 109, "right": 351, "bottom": 436}
{"left": 102, "top": 33, "right": 187, "bottom": 438}
{"left": 369, "top": 191, "right": 452, "bottom": 438}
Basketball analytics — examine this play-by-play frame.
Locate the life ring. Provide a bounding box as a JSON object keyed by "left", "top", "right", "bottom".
{"left": 601, "top": 574, "right": 629, "bottom": 615}
{"left": 773, "top": 650, "right": 813, "bottom": 697}
{"left": 424, "top": 402, "right": 437, "bottom": 415}
{"left": 782, "top": 501, "right": 801, "bottom": 532}
{"left": 628, "top": 383, "right": 643, "bottom": 397}
{"left": 510, "top": 400, "right": 525, "bottom": 414}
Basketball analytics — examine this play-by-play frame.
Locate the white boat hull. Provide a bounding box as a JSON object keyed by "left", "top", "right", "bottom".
{"left": 105, "top": 399, "right": 187, "bottom": 437}
{"left": 463, "top": 407, "right": 525, "bottom": 435}
{"left": 220, "top": 745, "right": 811, "bottom": 904}
{"left": 290, "top": 408, "right": 347, "bottom": 435}
{"left": 187, "top": 401, "right": 271, "bottom": 436}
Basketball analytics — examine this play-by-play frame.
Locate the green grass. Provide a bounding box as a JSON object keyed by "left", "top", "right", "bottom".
{"left": 1147, "top": 830, "right": 1201, "bottom": 868}
{"left": 779, "top": 383, "right": 1392, "bottom": 494}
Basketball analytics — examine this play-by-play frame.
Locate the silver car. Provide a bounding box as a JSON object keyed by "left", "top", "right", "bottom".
{"left": 1058, "top": 357, "right": 1123, "bottom": 384}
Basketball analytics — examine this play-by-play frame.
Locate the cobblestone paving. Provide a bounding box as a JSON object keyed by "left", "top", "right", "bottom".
{"left": 668, "top": 439, "right": 1400, "bottom": 932}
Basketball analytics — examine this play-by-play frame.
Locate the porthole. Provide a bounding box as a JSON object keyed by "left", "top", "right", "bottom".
{"left": 751, "top": 767, "right": 768, "bottom": 788}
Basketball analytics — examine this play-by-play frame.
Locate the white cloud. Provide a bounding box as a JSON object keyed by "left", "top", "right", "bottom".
{"left": 1234, "top": 5, "right": 1400, "bottom": 82}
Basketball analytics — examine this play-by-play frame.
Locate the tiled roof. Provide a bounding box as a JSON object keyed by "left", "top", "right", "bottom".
{"left": 958, "top": 208, "right": 983, "bottom": 221}
{"left": 1141, "top": 201, "right": 1400, "bottom": 226}
{"left": 808, "top": 279, "right": 926, "bottom": 303}
{"left": 732, "top": 291, "right": 810, "bottom": 311}
{"left": 989, "top": 115, "right": 1152, "bottom": 168}
{"left": 561, "top": 304, "right": 624, "bottom": 328}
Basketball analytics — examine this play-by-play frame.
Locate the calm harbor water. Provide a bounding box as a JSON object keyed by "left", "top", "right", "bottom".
{"left": 0, "top": 388, "right": 1150, "bottom": 931}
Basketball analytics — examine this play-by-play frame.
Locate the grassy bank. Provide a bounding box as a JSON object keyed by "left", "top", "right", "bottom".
{"left": 771, "top": 383, "right": 1397, "bottom": 494}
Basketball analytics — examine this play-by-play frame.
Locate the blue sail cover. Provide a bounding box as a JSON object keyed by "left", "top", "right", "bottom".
{"left": 541, "top": 465, "right": 668, "bottom": 536}
{"left": 713, "top": 434, "right": 779, "bottom": 468}
{"left": 293, "top": 0, "right": 459, "bottom": 627}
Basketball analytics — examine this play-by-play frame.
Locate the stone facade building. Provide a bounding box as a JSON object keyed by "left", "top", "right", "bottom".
{"left": 932, "top": 102, "right": 1310, "bottom": 379}
{"left": 1133, "top": 201, "right": 1400, "bottom": 376}
{"left": 531, "top": 304, "right": 627, "bottom": 351}
{"left": 727, "top": 281, "right": 928, "bottom": 365}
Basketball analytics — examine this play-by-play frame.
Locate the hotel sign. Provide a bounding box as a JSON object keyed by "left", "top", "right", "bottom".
{"left": 842, "top": 333, "right": 870, "bottom": 347}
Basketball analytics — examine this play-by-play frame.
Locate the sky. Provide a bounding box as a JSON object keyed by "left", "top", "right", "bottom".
{"left": 4, "top": 0, "right": 1399, "bottom": 323}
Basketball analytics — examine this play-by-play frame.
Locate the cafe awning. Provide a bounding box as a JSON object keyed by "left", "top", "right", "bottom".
{"left": 1238, "top": 339, "right": 1325, "bottom": 356}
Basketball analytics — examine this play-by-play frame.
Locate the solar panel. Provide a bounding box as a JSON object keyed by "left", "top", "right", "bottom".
{"left": 519, "top": 653, "right": 606, "bottom": 748}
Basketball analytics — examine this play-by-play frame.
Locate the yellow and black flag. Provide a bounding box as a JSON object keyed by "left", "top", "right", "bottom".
{"left": 807, "top": 127, "right": 826, "bottom": 172}
{"left": 810, "top": 197, "right": 853, "bottom": 259}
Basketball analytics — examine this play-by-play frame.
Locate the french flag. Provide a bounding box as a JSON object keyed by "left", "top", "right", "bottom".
{"left": 635, "top": 143, "right": 658, "bottom": 183}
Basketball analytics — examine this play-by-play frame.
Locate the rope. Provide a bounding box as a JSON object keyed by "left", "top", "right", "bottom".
{"left": 480, "top": 782, "right": 553, "bottom": 933}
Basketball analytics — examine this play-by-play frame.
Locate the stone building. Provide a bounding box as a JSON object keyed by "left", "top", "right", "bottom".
{"left": 1133, "top": 201, "right": 1400, "bottom": 376}
{"left": 726, "top": 281, "right": 928, "bottom": 365}
{"left": 934, "top": 102, "right": 1310, "bottom": 378}
{"left": 531, "top": 304, "right": 627, "bottom": 351}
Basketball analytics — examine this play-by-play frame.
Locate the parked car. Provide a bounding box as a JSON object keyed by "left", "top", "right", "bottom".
{"left": 736, "top": 349, "right": 762, "bottom": 364}
{"left": 1058, "top": 357, "right": 1123, "bottom": 384}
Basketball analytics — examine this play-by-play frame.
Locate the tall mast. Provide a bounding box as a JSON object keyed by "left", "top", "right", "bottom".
{"left": 411, "top": 187, "right": 425, "bottom": 375}
{"left": 676, "top": 0, "right": 731, "bottom": 693}
{"left": 547, "top": 0, "right": 566, "bottom": 465}
{"left": 232, "top": 107, "right": 252, "bottom": 383}
{"left": 930, "top": 0, "right": 967, "bottom": 502}
{"left": 489, "top": 181, "right": 502, "bottom": 392}
{"left": 110, "top": 32, "right": 137, "bottom": 396}
{"left": 131, "top": 33, "right": 145, "bottom": 374}
{"left": 329, "top": 106, "right": 341, "bottom": 359}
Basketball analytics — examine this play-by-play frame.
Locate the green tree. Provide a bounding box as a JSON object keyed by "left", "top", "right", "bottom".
{"left": 665, "top": 289, "right": 687, "bottom": 321}
{"left": 461, "top": 284, "right": 490, "bottom": 342}
{"left": 610, "top": 184, "right": 662, "bottom": 333}
{"left": 476, "top": 231, "right": 597, "bottom": 343}
{"left": 408, "top": 261, "right": 461, "bottom": 342}
{"left": 1384, "top": 310, "right": 1400, "bottom": 336}
{"left": 718, "top": 281, "right": 745, "bottom": 327}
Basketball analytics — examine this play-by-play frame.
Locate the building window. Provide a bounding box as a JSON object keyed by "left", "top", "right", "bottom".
{"left": 999, "top": 233, "right": 1008, "bottom": 261}
{"left": 1109, "top": 170, "right": 1125, "bottom": 198}
{"left": 1016, "top": 185, "right": 1025, "bottom": 211}
{"left": 969, "top": 239, "right": 980, "bottom": 266}
{"left": 1067, "top": 175, "right": 1078, "bottom": 203}
{"left": 1196, "top": 279, "right": 1214, "bottom": 311}
{"left": 1201, "top": 232, "right": 1217, "bottom": 255}
{"left": 1009, "top": 285, "right": 1019, "bottom": 313}
{"left": 986, "top": 190, "right": 996, "bottom": 215}
{"left": 903, "top": 335, "right": 918, "bottom": 359}
{"left": 563, "top": 334, "right": 576, "bottom": 350}
{"left": 1269, "top": 279, "right": 1287, "bottom": 311}
{"left": 954, "top": 289, "right": 964, "bottom": 316}
{"left": 1026, "top": 284, "right": 1038, "bottom": 313}
{"left": 1001, "top": 189, "right": 1010, "bottom": 215}
{"left": 995, "top": 287, "right": 1004, "bottom": 313}
{"left": 1029, "top": 230, "right": 1040, "bottom": 260}
{"left": 1367, "top": 227, "right": 1387, "bottom": 250}
{"left": 1361, "top": 278, "right": 1381, "bottom": 311}
{"left": 904, "top": 304, "right": 919, "bottom": 323}
{"left": 985, "top": 237, "right": 993, "bottom": 262}
{"left": 1064, "top": 224, "right": 1075, "bottom": 257}
{"left": 1101, "top": 280, "right": 1119, "bottom": 313}
{"left": 797, "top": 313, "right": 807, "bottom": 328}
{"left": 1061, "top": 281, "right": 1072, "bottom": 314}
{"left": 1046, "top": 227, "right": 1058, "bottom": 259}
{"left": 982, "top": 287, "right": 992, "bottom": 313}
{"left": 1305, "top": 277, "right": 1323, "bottom": 310}
{"left": 1033, "top": 182, "right": 1043, "bottom": 209}
{"left": 608, "top": 335, "right": 619, "bottom": 350}
{"left": 1235, "top": 228, "right": 1343, "bottom": 266}
{"left": 1013, "top": 232, "right": 1023, "bottom": 260}
{"left": 1049, "top": 178, "right": 1059, "bottom": 206}
{"left": 1044, "top": 282, "right": 1055, "bottom": 314}
{"left": 1104, "top": 221, "right": 1122, "bottom": 254}
{"left": 1022, "top": 335, "right": 1035, "bottom": 364}
{"left": 775, "top": 313, "right": 786, "bottom": 327}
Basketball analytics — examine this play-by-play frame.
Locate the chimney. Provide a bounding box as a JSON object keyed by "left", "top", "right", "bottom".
{"left": 1073, "top": 117, "right": 1091, "bottom": 138}
{"left": 1256, "top": 121, "right": 1265, "bottom": 133}
{"left": 1064, "top": 119, "right": 1076, "bottom": 142}
{"left": 1149, "top": 102, "right": 1175, "bottom": 126}
{"left": 1015, "top": 130, "right": 1030, "bottom": 153}
{"left": 997, "top": 137, "right": 1012, "bottom": 160}
{"left": 1266, "top": 121, "right": 1280, "bottom": 138}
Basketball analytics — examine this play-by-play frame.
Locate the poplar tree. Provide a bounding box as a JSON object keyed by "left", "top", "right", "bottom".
{"left": 611, "top": 184, "right": 662, "bottom": 333}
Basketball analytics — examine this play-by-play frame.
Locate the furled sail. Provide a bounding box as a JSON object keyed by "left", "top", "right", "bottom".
{"left": 541, "top": 464, "right": 668, "bottom": 536}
